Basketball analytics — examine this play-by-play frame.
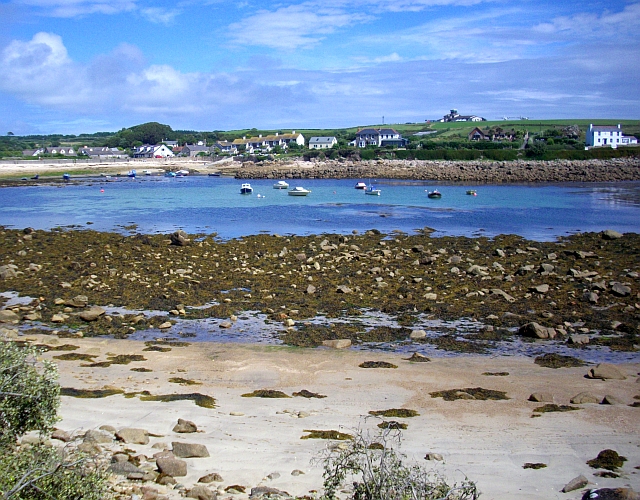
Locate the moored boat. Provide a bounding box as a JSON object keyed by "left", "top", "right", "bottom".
{"left": 365, "top": 185, "right": 381, "bottom": 196}
{"left": 273, "top": 180, "right": 289, "bottom": 189}
{"left": 127, "top": 169, "right": 137, "bottom": 178}
{"left": 240, "top": 183, "right": 253, "bottom": 194}
{"left": 288, "top": 186, "right": 311, "bottom": 196}
{"left": 466, "top": 189, "right": 477, "bottom": 196}
{"left": 164, "top": 171, "right": 176, "bottom": 177}
{"left": 427, "top": 190, "right": 442, "bottom": 199}
{"left": 354, "top": 182, "right": 367, "bottom": 189}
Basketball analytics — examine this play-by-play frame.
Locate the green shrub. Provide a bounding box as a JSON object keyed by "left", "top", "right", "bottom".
{"left": 317, "top": 426, "right": 478, "bottom": 499}
{"left": 0, "top": 342, "right": 113, "bottom": 499}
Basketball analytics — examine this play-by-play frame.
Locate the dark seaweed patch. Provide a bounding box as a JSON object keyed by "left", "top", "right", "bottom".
{"left": 534, "top": 353, "right": 586, "bottom": 369}
{"left": 168, "top": 377, "right": 201, "bottom": 386}
{"left": 359, "top": 361, "right": 398, "bottom": 369}
{"left": 430, "top": 387, "right": 509, "bottom": 401}
{"left": 301, "top": 430, "right": 353, "bottom": 440}
{"left": 292, "top": 389, "right": 326, "bottom": 398}
{"left": 533, "top": 404, "right": 580, "bottom": 413}
{"left": 53, "top": 353, "right": 97, "bottom": 362}
{"left": 377, "top": 421, "right": 408, "bottom": 430}
{"left": 138, "top": 392, "right": 216, "bottom": 408}
{"left": 523, "top": 463, "right": 546, "bottom": 470}
{"left": 587, "top": 449, "right": 627, "bottom": 471}
{"left": 61, "top": 387, "right": 124, "bottom": 398}
{"left": 482, "top": 372, "right": 509, "bottom": 376}
{"left": 241, "top": 389, "right": 290, "bottom": 398}
{"left": 369, "top": 409, "right": 419, "bottom": 418}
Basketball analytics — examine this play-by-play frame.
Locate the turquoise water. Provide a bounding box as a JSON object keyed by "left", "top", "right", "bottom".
{"left": 1, "top": 176, "right": 639, "bottom": 240}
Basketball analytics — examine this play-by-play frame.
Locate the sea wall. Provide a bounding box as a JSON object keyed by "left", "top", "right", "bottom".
{"left": 233, "top": 157, "right": 640, "bottom": 183}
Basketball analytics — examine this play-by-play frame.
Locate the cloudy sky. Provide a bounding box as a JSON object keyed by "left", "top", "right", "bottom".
{"left": 1, "top": 0, "right": 639, "bottom": 134}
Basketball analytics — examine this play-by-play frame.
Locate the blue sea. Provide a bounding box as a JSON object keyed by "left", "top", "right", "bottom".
{"left": 1, "top": 175, "right": 639, "bottom": 240}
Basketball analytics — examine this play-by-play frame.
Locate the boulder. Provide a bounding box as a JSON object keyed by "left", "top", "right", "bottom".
{"left": 322, "top": 339, "right": 351, "bottom": 349}
{"left": 172, "top": 442, "right": 210, "bottom": 458}
{"left": 601, "top": 229, "right": 623, "bottom": 240}
{"left": 51, "top": 429, "right": 72, "bottom": 442}
{"left": 83, "top": 429, "right": 113, "bottom": 443}
{"left": 491, "top": 289, "right": 516, "bottom": 303}
{"left": 424, "top": 453, "right": 444, "bottom": 461}
{"left": 219, "top": 321, "right": 232, "bottom": 329}
{"left": 581, "top": 488, "right": 640, "bottom": 500}
{"left": 109, "top": 461, "right": 144, "bottom": 476}
{"left": 198, "top": 472, "right": 224, "bottom": 483}
{"left": 562, "top": 474, "right": 588, "bottom": 493}
{"left": 568, "top": 334, "right": 590, "bottom": 345}
{"left": 530, "top": 284, "right": 550, "bottom": 294}
{"left": 170, "top": 230, "right": 190, "bottom": 246}
{"left": 528, "top": 392, "right": 553, "bottom": 403}
{"left": 186, "top": 485, "right": 216, "bottom": 500}
{"left": 156, "top": 457, "right": 187, "bottom": 477}
{"left": 409, "top": 329, "right": 427, "bottom": 339}
{"left": 116, "top": 428, "right": 149, "bottom": 445}
{"left": 0, "top": 309, "right": 21, "bottom": 323}
{"left": 336, "top": 285, "right": 352, "bottom": 294}
{"left": 173, "top": 419, "right": 198, "bottom": 433}
{"left": 66, "top": 295, "right": 88, "bottom": 307}
{"left": 611, "top": 283, "right": 631, "bottom": 297}
{"left": 78, "top": 306, "right": 106, "bottom": 322}
{"left": 0, "top": 264, "right": 18, "bottom": 279}
{"left": 518, "top": 322, "right": 555, "bottom": 339}
{"left": 587, "top": 363, "right": 626, "bottom": 380}
{"left": 601, "top": 394, "right": 624, "bottom": 405}
{"left": 250, "top": 486, "right": 292, "bottom": 498}
{"left": 306, "top": 284, "right": 316, "bottom": 294}
{"left": 570, "top": 392, "right": 599, "bottom": 404}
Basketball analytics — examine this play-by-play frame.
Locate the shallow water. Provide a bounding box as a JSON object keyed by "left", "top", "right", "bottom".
{"left": 1, "top": 176, "right": 639, "bottom": 241}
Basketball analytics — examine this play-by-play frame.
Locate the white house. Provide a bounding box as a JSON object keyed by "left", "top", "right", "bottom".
{"left": 212, "top": 141, "right": 238, "bottom": 155}
{"left": 440, "top": 109, "right": 486, "bottom": 122}
{"left": 232, "top": 131, "right": 305, "bottom": 153}
{"left": 586, "top": 124, "right": 638, "bottom": 149}
{"left": 133, "top": 144, "right": 175, "bottom": 158}
{"left": 354, "top": 128, "right": 408, "bottom": 148}
{"left": 78, "top": 146, "right": 128, "bottom": 159}
{"left": 309, "top": 137, "right": 337, "bottom": 149}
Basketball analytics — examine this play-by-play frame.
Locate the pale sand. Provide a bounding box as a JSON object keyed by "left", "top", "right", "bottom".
{"left": 32, "top": 335, "right": 640, "bottom": 499}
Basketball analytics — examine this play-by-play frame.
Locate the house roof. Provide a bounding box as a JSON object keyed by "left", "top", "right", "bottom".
{"left": 309, "top": 137, "right": 336, "bottom": 143}
{"left": 591, "top": 125, "right": 620, "bottom": 131}
{"left": 378, "top": 128, "right": 399, "bottom": 135}
{"left": 233, "top": 132, "right": 302, "bottom": 145}
{"left": 356, "top": 128, "right": 381, "bottom": 136}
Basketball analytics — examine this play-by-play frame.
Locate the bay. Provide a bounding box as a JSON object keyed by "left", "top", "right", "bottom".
{"left": 1, "top": 176, "right": 639, "bottom": 240}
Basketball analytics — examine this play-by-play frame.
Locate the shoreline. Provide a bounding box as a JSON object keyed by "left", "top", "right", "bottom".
{"left": 20, "top": 334, "right": 640, "bottom": 499}
{"left": 1, "top": 156, "right": 640, "bottom": 183}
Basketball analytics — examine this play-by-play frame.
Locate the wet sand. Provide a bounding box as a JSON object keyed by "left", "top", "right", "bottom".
{"left": 28, "top": 334, "right": 640, "bottom": 500}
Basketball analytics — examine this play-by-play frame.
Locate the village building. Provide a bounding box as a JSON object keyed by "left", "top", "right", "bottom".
{"left": 440, "top": 109, "right": 486, "bottom": 122}
{"left": 353, "top": 128, "right": 408, "bottom": 148}
{"left": 132, "top": 144, "right": 175, "bottom": 158}
{"left": 232, "top": 131, "right": 304, "bottom": 153}
{"left": 585, "top": 124, "right": 638, "bottom": 149}
{"left": 308, "top": 137, "right": 337, "bottom": 149}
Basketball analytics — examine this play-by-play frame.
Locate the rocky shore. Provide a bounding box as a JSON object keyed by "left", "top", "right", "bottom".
{"left": 233, "top": 157, "right": 640, "bottom": 183}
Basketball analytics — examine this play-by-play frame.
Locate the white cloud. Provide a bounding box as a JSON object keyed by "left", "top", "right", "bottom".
{"left": 140, "top": 6, "right": 180, "bottom": 24}
{"left": 14, "top": 0, "right": 136, "bottom": 17}
{"left": 228, "top": 3, "right": 372, "bottom": 49}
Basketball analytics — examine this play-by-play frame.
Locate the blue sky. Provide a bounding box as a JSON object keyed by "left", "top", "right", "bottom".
{"left": 1, "top": 0, "right": 639, "bottom": 134}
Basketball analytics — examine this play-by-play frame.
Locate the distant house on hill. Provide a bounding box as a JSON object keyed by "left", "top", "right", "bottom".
{"left": 586, "top": 124, "right": 638, "bottom": 149}
{"left": 354, "top": 128, "right": 408, "bottom": 148}
{"left": 44, "top": 147, "right": 76, "bottom": 156}
{"left": 440, "top": 109, "right": 485, "bottom": 122}
{"left": 212, "top": 141, "right": 238, "bottom": 155}
{"left": 181, "top": 144, "right": 210, "bottom": 157}
{"left": 468, "top": 127, "right": 488, "bottom": 141}
{"left": 78, "top": 146, "right": 128, "bottom": 159}
{"left": 133, "top": 144, "right": 175, "bottom": 158}
{"left": 309, "top": 137, "right": 337, "bottom": 149}
{"left": 232, "top": 131, "right": 304, "bottom": 153}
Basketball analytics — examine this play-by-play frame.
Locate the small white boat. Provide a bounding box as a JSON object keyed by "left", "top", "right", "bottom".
{"left": 355, "top": 182, "right": 367, "bottom": 189}
{"left": 143, "top": 169, "right": 152, "bottom": 176}
{"left": 273, "top": 180, "right": 289, "bottom": 189}
{"left": 365, "top": 185, "right": 381, "bottom": 196}
{"left": 240, "top": 183, "right": 253, "bottom": 194}
{"left": 288, "top": 186, "right": 311, "bottom": 196}
{"left": 176, "top": 169, "right": 189, "bottom": 176}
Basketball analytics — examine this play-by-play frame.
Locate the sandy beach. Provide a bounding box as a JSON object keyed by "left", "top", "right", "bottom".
{"left": 24, "top": 334, "right": 639, "bottom": 500}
